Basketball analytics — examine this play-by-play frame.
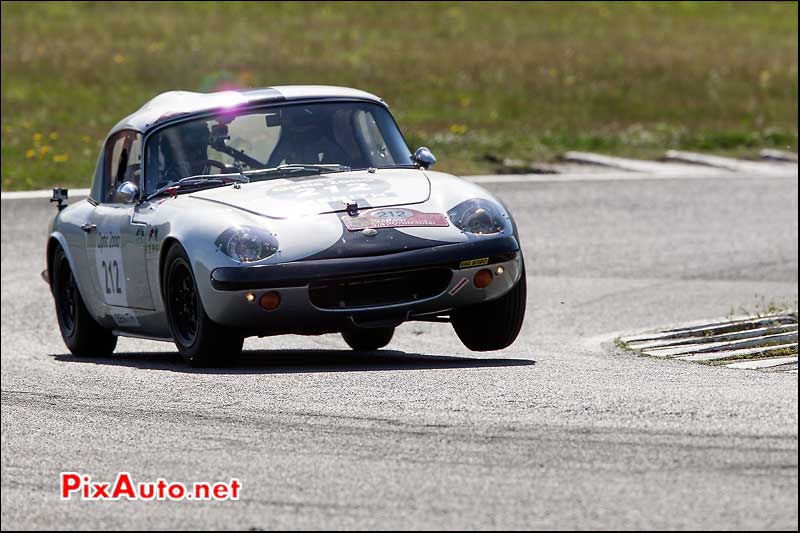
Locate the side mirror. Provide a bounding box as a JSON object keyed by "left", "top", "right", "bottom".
{"left": 412, "top": 147, "right": 437, "bottom": 169}
{"left": 115, "top": 180, "right": 140, "bottom": 204}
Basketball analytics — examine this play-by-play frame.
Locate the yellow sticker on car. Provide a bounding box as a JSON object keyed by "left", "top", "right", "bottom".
{"left": 459, "top": 257, "right": 489, "bottom": 269}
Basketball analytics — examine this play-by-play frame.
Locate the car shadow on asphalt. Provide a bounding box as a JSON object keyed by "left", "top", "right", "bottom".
{"left": 50, "top": 349, "right": 536, "bottom": 375}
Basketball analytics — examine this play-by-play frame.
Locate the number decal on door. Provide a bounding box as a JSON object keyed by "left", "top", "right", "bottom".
{"left": 100, "top": 259, "right": 122, "bottom": 294}
{"left": 94, "top": 227, "right": 128, "bottom": 307}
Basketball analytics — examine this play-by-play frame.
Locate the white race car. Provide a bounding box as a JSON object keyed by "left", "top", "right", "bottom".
{"left": 45, "top": 86, "right": 526, "bottom": 366}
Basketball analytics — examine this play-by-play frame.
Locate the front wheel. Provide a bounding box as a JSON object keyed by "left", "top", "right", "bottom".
{"left": 451, "top": 270, "right": 526, "bottom": 351}
{"left": 341, "top": 327, "right": 395, "bottom": 351}
{"left": 52, "top": 245, "right": 117, "bottom": 357}
{"left": 163, "top": 244, "right": 243, "bottom": 367}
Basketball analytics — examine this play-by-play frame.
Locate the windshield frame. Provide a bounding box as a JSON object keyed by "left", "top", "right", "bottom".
{"left": 140, "top": 98, "right": 413, "bottom": 197}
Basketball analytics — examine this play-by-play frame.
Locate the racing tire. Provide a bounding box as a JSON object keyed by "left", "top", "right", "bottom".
{"left": 451, "top": 269, "right": 527, "bottom": 351}
{"left": 341, "top": 327, "right": 395, "bottom": 351}
{"left": 52, "top": 245, "right": 118, "bottom": 357}
{"left": 163, "top": 244, "right": 243, "bottom": 367}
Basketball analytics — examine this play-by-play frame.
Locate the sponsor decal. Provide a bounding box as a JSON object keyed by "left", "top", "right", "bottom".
{"left": 458, "top": 257, "right": 489, "bottom": 269}
{"left": 448, "top": 277, "right": 469, "bottom": 296}
{"left": 343, "top": 208, "right": 449, "bottom": 231}
{"left": 144, "top": 225, "right": 160, "bottom": 256}
{"left": 268, "top": 175, "right": 394, "bottom": 202}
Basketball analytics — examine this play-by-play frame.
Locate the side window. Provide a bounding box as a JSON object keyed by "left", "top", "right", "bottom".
{"left": 125, "top": 134, "right": 142, "bottom": 183}
{"left": 353, "top": 110, "right": 395, "bottom": 165}
{"left": 102, "top": 131, "right": 142, "bottom": 203}
{"left": 103, "top": 134, "right": 126, "bottom": 203}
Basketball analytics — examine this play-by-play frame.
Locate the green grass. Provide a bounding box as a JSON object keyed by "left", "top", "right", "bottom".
{"left": 700, "top": 346, "right": 799, "bottom": 366}
{"left": 614, "top": 337, "right": 644, "bottom": 356}
{"left": 727, "top": 296, "right": 799, "bottom": 319}
{"left": 2, "top": 1, "right": 797, "bottom": 189}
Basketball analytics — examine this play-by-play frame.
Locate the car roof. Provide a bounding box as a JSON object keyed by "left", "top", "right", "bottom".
{"left": 110, "top": 85, "right": 387, "bottom": 136}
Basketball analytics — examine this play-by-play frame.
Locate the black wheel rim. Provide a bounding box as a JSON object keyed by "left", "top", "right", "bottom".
{"left": 57, "top": 256, "right": 77, "bottom": 336}
{"left": 168, "top": 259, "right": 199, "bottom": 346}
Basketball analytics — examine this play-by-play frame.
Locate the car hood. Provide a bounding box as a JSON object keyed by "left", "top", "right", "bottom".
{"left": 188, "top": 168, "right": 430, "bottom": 218}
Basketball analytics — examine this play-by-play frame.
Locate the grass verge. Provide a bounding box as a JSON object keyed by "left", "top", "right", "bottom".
{"left": 2, "top": 1, "right": 797, "bottom": 189}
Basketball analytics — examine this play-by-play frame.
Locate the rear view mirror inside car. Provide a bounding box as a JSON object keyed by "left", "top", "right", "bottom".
{"left": 265, "top": 110, "right": 282, "bottom": 127}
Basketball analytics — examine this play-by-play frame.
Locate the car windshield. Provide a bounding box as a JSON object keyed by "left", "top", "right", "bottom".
{"left": 144, "top": 101, "right": 413, "bottom": 195}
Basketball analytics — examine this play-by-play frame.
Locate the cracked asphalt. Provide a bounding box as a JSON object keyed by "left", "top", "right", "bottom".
{"left": 1, "top": 173, "right": 797, "bottom": 530}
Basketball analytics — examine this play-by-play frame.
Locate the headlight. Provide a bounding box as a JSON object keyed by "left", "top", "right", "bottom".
{"left": 215, "top": 226, "right": 279, "bottom": 263}
{"left": 447, "top": 198, "right": 510, "bottom": 235}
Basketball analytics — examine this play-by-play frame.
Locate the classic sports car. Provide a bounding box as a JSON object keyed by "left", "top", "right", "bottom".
{"left": 45, "top": 86, "right": 526, "bottom": 366}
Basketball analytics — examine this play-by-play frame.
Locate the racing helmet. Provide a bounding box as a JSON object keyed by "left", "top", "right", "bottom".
{"left": 174, "top": 120, "right": 210, "bottom": 163}
{"left": 268, "top": 106, "right": 347, "bottom": 166}
{"left": 159, "top": 120, "right": 211, "bottom": 181}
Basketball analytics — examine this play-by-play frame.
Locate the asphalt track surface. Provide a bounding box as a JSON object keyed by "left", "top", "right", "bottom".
{"left": 1, "top": 173, "right": 798, "bottom": 530}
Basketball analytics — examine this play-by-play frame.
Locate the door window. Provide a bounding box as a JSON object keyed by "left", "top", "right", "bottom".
{"left": 102, "top": 131, "right": 142, "bottom": 202}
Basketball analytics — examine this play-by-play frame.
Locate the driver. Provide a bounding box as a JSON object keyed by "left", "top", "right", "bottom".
{"left": 267, "top": 106, "right": 348, "bottom": 166}
{"left": 157, "top": 120, "right": 212, "bottom": 186}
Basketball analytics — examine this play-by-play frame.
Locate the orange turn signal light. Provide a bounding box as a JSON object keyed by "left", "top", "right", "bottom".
{"left": 473, "top": 268, "right": 493, "bottom": 289}
{"left": 259, "top": 291, "right": 281, "bottom": 311}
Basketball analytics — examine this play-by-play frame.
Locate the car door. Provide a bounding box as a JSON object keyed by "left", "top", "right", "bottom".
{"left": 84, "top": 130, "right": 154, "bottom": 321}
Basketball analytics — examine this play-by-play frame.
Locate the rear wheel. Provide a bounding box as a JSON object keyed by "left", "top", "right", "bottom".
{"left": 451, "top": 269, "right": 526, "bottom": 351}
{"left": 163, "top": 244, "right": 243, "bottom": 367}
{"left": 341, "top": 327, "right": 395, "bottom": 351}
{"left": 52, "top": 245, "right": 117, "bottom": 357}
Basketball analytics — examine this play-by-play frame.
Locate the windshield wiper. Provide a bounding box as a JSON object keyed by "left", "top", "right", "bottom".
{"left": 242, "top": 163, "right": 351, "bottom": 181}
{"left": 276, "top": 163, "right": 351, "bottom": 173}
{"left": 147, "top": 165, "right": 352, "bottom": 199}
{"left": 146, "top": 173, "right": 250, "bottom": 200}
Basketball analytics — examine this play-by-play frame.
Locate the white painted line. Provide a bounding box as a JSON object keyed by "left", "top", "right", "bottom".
{"left": 563, "top": 151, "right": 730, "bottom": 175}
{"left": 622, "top": 314, "right": 798, "bottom": 343}
{"left": 662, "top": 313, "right": 797, "bottom": 329}
{"left": 760, "top": 149, "right": 798, "bottom": 162}
{"left": 465, "top": 170, "right": 778, "bottom": 184}
{"left": 1, "top": 188, "right": 90, "bottom": 200}
{"left": 676, "top": 343, "right": 799, "bottom": 362}
{"left": 763, "top": 363, "right": 799, "bottom": 373}
{"left": 664, "top": 150, "right": 797, "bottom": 177}
{"left": 643, "top": 331, "right": 798, "bottom": 357}
{"left": 629, "top": 324, "right": 798, "bottom": 351}
{"left": 725, "top": 356, "right": 799, "bottom": 370}
{"left": 468, "top": 173, "right": 663, "bottom": 184}
{"left": 657, "top": 313, "right": 797, "bottom": 334}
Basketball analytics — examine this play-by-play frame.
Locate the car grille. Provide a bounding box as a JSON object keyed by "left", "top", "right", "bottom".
{"left": 308, "top": 267, "right": 452, "bottom": 309}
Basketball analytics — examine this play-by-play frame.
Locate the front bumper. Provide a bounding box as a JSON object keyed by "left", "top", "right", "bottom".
{"left": 203, "top": 235, "right": 523, "bottom": 334}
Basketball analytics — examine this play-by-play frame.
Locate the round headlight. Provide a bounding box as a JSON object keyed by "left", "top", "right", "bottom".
{"left": 216, "top": 227, "right": 279, "bottom": 263}
{"left": 447, "top": 199, "right": 510, "bottom": 235}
